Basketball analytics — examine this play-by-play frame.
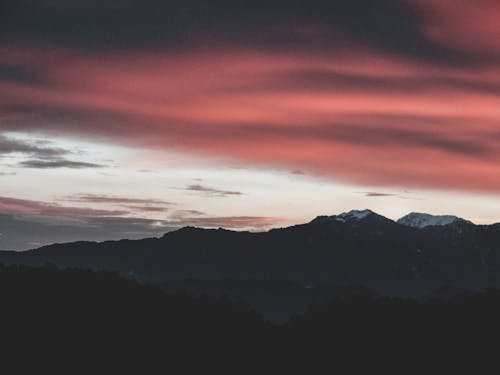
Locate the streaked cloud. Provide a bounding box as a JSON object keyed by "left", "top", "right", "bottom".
{"left": 19, "top": 159, "right": 105, "bottom": 169}
{"left": 64, "top": 194, "right": 173, "bottom": 213}
{"left": 124, "top": 206, "right": 170, "bottom": 213}
{"left": 364, "top": 192, "right": 396, "bottom": 198}
{"left": 0, "top": 134, "right": 106, "bottom": 169}
{"left": 65, "top": 194, "right": 173, "bottom": 205}
{"left": 184, "top": 185, "right": 243, "bottom": 197}
{"left": 1, "top": 47, "right": 499, "bottom": 191}
{"left": 0, "top": 196, "right": 127, "bottom": 217}
{"left": 0, "top": 135, "right": 66, "bottom": 158}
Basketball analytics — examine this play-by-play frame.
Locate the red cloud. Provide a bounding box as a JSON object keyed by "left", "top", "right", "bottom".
{"left": 1, "top": 30, "right": 500, "bottom": 193}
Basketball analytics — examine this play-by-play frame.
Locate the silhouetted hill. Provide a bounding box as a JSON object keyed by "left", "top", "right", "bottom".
{"left": 161, "top": 279, "right": 374, "bottom": 323}
{"left": 285, "top": 290, "right": 500, "bottom": 372}
{"left": 2, "top": 264, "right": 500, "bottom": 373}
{"left": 0, "top": 263, "right": 271, "bottom": 372}
{"left": 1, "top": 210, "right": 499, "bottom": 302}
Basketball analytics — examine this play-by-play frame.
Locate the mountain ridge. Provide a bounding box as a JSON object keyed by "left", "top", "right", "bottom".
{"left": 0, "top": 209, "right": 498, "bottom": 299}
{"left": 310, "top": 209, "right": 483, "bottom": 227}
{"left": 1, "top": 209, "right": 492, "bottom": 255}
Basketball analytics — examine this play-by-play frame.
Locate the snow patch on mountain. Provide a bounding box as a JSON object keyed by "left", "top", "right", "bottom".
{"left": 310, "top": 209, "right": 380, "bottom": 224}
{"left": 397, "top": 213, "right": 469, "bottom": 228}
{"left": 338, "top": 209, "right": 374, "bottom": 221}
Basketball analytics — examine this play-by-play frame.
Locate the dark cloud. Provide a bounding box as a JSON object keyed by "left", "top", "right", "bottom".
{"left": 0, "top": 135, "right": 106, "bottom": 169}
{"left": 364, "top": 192, "right": 395, "bottom": 197}
{"left": 63, "top": 195, "right": 173, "bottom": 213}
{"left": 124, "top": 206, "right": 170, "bottom": 213}
{"left": 65, "top": 194, "right": 172, "bottom": 205}
{"left": 0, "top": 196, "right": 128, "bottom": 217}
{"left": 0, "top": 135, "right": 66, "bottom": 158}
{"left": 359, "top": 191, "right": 425, "bottom": 200}
{"left": 0, "top": 63, "right": 39, "bottom": 84}
{"left": 184, "top": 184, "right": 243, "bottom": 197}
{"left": 0, "top": 0, "right": 472, "bottom": 63}
{"left": 19, "top": 159, "right": 105, "bottom": 169}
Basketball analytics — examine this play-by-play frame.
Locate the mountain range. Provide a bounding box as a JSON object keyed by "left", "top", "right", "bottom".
{"left": 0, "top": 210, "right": 498, "bottom": 293}
{"left": 2, "top": 209, "right": 499, "bottom": 320}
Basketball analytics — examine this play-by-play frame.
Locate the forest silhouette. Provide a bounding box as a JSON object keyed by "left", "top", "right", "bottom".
{"left": 1, "top": 263, "right": 498, "bottom": 373}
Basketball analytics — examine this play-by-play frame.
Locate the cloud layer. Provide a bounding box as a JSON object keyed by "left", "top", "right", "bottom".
{"left": 0, "top": 194, "right": 283, "bottom": 250}
{"left": 3, "top": 44, "right": 499, "bottom": 191}
{"left": 184, "top": 185, "right": 243, "bottom": 197}
{"left": 1, "top": 0, "right": 500, "bottom": 247}
{"left": 0, "top": 134, "right": 106, "bottom": 169}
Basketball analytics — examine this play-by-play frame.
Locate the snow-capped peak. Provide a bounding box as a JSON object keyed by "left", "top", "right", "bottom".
{"left": 397, "top": 212, "right": 470, "bottom": 228}
{"left": 310, "top": 209, "right": 378, "bottom": 224}
{"left": 337, "top": 209, "right": 374, "bottom": 221}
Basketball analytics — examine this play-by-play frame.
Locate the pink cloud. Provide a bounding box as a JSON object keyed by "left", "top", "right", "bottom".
{"left": 1, "top": 35, "right": 500, "bottom": 193}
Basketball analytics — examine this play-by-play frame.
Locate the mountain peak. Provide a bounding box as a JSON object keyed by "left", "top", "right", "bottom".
{"left": 337, "top": 209, "right": 375, "bottom": 221}
{"left": 397, "top": 212, "right": 471, "bottom": 228}
{"left": 310, "top": 209, "right": 391, "bottom": 225}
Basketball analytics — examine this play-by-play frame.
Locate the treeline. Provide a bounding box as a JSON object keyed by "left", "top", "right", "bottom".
{"left": 0, "top": 264, "right": 498, "bottom": 372}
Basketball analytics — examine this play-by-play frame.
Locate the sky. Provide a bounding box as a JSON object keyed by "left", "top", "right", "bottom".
{"left": 1, "top": 0, "right": 500, "bottom": 250}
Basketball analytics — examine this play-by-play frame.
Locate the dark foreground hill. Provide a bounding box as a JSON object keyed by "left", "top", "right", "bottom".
{"left": 1, "top": 264, "right": 500, "bottom": 373}
{"left": 1, "top": 264, "right": 269, "bottom": 372}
